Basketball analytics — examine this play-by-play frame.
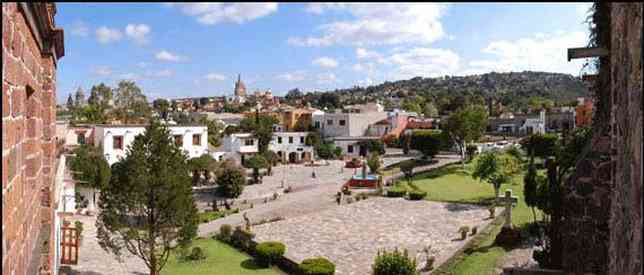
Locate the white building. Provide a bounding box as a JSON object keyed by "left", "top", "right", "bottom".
{"left": 223, "top": 133, "right": 258, "bottom": 164}
{"left": 269, "top": 132, "right": 314, "bottom": 163}
{"left": 94, "top": 124, "right": 209, "bottom": 165}
{"left": 332, "top": 136, "right": 381, "bottom": 158}
{"left": 519, "top": 109, "right": 546, "bottom": 135}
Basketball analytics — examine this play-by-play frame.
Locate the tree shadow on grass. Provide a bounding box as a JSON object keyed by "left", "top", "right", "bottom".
{"left": 411, "top": 164, "right": 471, "bottom": 182}
{"left": 240, "top": 259, "right": 265, "bottom": 270}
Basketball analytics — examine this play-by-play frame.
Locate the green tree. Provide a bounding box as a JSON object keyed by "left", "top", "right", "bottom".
{"left": 153, "top": 98, "right": 170, "bottom": 120}
{"left": 401, "top": 99, "right": 422, "bottom": 114}
{"left": 198, "top": 117, "right": 224, "bottom": 147}
{"left": 367, "top": 153, "right": 382, "bottom": 175}
{"left": 246, "top": 155, "right": 268, "bottom": 184}
{"left": 524, "top": 156, "right": 539, "bottom": 224}
{"left": 66, "top": 93, "right": 75, "bottom": 112}
{"left": 472, "top": 152, "right": 510, "bottom": 198}
{"left": 305, "top": 131, "right": 322, "bottom": 148}
{"left": 216, "top": 161, "right": 247, "bottom": 199}
{"left": 187, "top": 154, "right": 217, "bottom": 186}
{"left": 96, "top": 121, "right": 198, "bottom": 275}
{"left": 423, "top": 102, "right": 439, "bottom": 118}
{"left": 520, "top": 134, "right": 559, "bottom": 161}
{"left": 443, "top": 105, "right": 489, "bottom": 167}
{"left": 317, "top": 93, "right": 340, "bottom": 110}
{"left": 400, "top": 160, "right": 415, "bottom": 184}
{"left": 316, "top": 142, "right": 340, "bottom": 160}
{"left": 263, "top": 151, "right": 278, "bottom": 175}
{"left": 114, "top": 80, "right": 151, "bottom": 123}
{"left": 358, "top": 139, "right": 386, "bottom": 156}
{"left": 68, "top": 145, "right": 111, "bottom": 209}
{"left": 240, "top": 114, "right": 279, "bottom": 154}
{"left": 409, "top": 130, "right": 441, "bottom": 160}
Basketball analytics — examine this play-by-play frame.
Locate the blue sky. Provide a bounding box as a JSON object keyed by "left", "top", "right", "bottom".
{"left": 55, "top": 3, "right": 594, "bottom": 103}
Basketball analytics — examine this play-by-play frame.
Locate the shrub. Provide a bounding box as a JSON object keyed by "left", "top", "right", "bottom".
{"left": 186, "top": 246, "right": 207, "bottom": 261}
{"left": 386, "top": 188, "right": 406, "bottom": 198}
{"left": 408, "top": 190, "right": 427, "bottom": 200}
{"left": 255, "top": 241, "right": 286, "bottom": 267}
{"left": 300, "top": 257, "right": 336, "bottom": 275}
{"left": 372, "top": 248, "right": 418, "bottom": 275}
{"left": 216, "top": 224, "right": 233, "bottom": 243}
{"left": 231, "top": 226, "right": 255, "bottom": 252}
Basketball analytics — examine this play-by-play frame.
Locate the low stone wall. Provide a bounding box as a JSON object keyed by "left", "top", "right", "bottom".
{"left": 502, "top": 267, "right": 564, "bottom": 275}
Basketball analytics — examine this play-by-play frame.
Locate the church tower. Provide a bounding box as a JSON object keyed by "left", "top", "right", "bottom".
{"left": 234, "top": 74, "right": 246, "bottom": 97}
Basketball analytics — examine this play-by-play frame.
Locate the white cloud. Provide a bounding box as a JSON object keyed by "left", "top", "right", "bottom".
{"left": 92, "top": 66, "right": 113, "bottom": 76}
{"left": 278, "top": 71, "right": 307, "bottom": 82}
{"left": 155, "top": 50, "right": 187, "bottom": 62}
{"left": 465, "top": 31, "right": 588, "bottom": 75}
{"left": 289, "top": 3, "right": 449, "bottom": 47}
{"left": 137, "top": 62, "right": 147, "bottom": 68}
{"left": 357, "top": 77, "right": 374, "bottom": 86}
{"left": 312, "top": 57, "right": 339, "bottom": 68}
{"left": 70, "top": 21, "right": 89, "bottom": 37}
{"left": 316, "top": 72, "right": 338, "bottom": 84}
{"left": 125, "top": 24, "right": 151, "bottom": 45}
{"left": 95, "top": 26, "right": 122, "bottom": 43}
{"left": 386, "top": 47, "right": 460, "bottom": 79}
{"left": 170, "top": 3, "right": 278, "bottom": 25}
{"left": 146, "top": 69, "right": 174, "bottom": 78}
{"left": 204, "top": 73, "right": 226, "bottom": 81}
{"left": 120, "top": 73, "right": 142, "bottom": 81}
{"left": 352, "top": 63, "right": 364, "bottom": 72}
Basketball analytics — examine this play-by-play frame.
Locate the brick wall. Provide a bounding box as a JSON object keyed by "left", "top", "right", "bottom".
{"left": 2, "top": 3, "right": 63, "bottom": 275}
{"left": 559, "top": 3, "right": 642, "bottom": 275}
{"left": 607, "top": 3, "right": 642, "bottom": 274}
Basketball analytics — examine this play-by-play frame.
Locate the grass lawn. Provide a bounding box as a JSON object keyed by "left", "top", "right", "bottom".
{"left": 162, "top": 238, "right": 282, "bottom": 275}
{"left": 405, "top": 159, "right": 542, "bottom": 275}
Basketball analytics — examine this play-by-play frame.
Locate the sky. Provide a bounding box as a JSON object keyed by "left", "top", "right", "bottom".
{"left": 55, "top": 2, "right": 594, "bottom": 103}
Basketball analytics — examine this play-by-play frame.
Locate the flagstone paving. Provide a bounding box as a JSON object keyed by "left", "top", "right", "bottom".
{"left": 252, "top": 197, "right": 493, "bottom": 275}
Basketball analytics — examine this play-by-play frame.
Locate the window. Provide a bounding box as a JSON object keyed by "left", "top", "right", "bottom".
{"left": 339, "top": 120, "right": 346, "bottom": 126}
{"left": 315, "top": 121, "right": 320, "bottom": 128}
{"left": 347, "top": 145, "right": 354, "bottom": 153}
{"left": 244, "top": 139, "right": 254, "bottom": 146}
{"left": 289, "top": 137, "right": 293, "bottom": 144}
{"left": 113, "top": 136, "right": 123, "bottom": 150}
{"left": 174, "top": 135, "right": 183, "bottom": 147}
{"left": 327, "top": 119, "right": 333, "bottom": 126}
{"left": 192, "top": 134, "right": 201, "bottom": 146}
{"left": 300, "top": 137, "right": 305, "bottom": 144}
{"left": 278, "top": 137, "right": 282, "bottom": 144}
{"left": 77, "top": 133, "right": 86, "bottom": 145}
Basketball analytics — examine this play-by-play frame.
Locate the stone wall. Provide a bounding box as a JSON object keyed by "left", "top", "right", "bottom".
{"left": 607, "top": 3, "right": 642, "bottom": 274}
{"left": 559, "top": 3, "right": 642, "bottom": 275}
{"left": 2, "top": 3, "right": 64, "bottom": 275}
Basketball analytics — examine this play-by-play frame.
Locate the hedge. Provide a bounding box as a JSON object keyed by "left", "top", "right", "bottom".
{"left": 255, "top": 241, "right": 286, "bottom": 267}
{"left": 299, "top": 257, "right": 336, "bottom": 275}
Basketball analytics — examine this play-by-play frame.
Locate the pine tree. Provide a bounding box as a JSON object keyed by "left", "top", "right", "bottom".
{"left": 96, "top": 121, "right": 198, "bottom": 275}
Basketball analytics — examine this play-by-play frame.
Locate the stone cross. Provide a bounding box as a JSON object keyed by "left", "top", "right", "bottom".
{"left": 497, "top": 189, "right": 518, "bottom": 229}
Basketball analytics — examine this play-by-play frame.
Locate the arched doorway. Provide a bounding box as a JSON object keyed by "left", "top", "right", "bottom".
{"left": 288, "top": 152, "right": 297, "bottom": 163}
{"left": 301, "top": 152, "right": 306, "bottom": 162}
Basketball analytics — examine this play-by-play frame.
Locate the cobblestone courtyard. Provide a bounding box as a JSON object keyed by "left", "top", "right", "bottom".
{"left": 253, "top": 197, "right": 493, "bottom": 275}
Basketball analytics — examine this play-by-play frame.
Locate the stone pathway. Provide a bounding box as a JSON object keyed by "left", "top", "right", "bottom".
{"left": 59, "top": 214, "right": 147, "bottom": 275}
{"left": 252, "top": 197, "right": 493, "bottom": 275}
{"left": 197, "top": 156, "right": 460, "bottom": 237}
